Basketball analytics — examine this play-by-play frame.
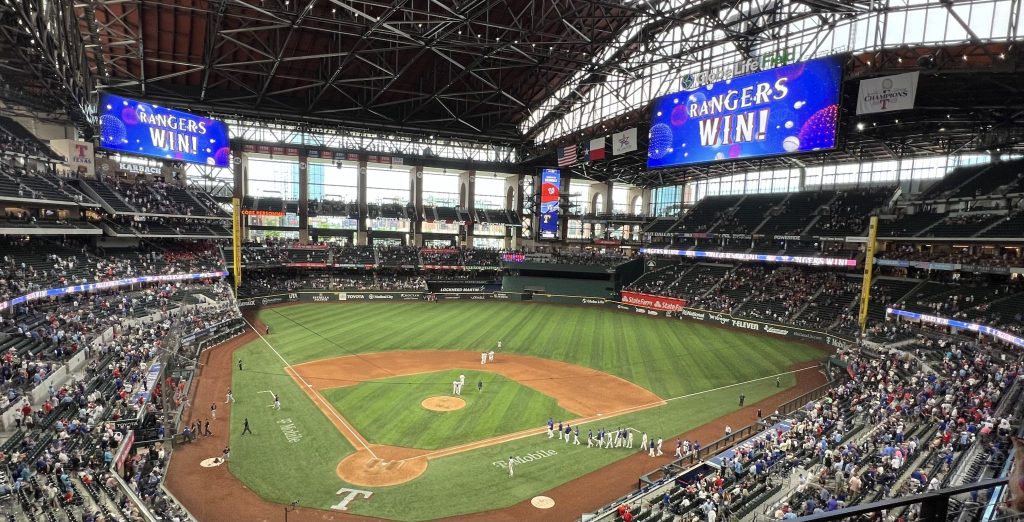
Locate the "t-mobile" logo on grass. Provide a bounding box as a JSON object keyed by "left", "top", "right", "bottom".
{"left": 331, "top": 488, "right": 373, "bottom": 511}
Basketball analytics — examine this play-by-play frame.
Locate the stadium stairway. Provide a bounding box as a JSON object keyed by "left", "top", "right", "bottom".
{"left": 78, "top": 179, "right": 136, "bottom": 215}
{"left": 798, "top": 193, "right": 840, "bottom": 236}
{"left": 788, "top": 286, "right": 826, "bottom": 322}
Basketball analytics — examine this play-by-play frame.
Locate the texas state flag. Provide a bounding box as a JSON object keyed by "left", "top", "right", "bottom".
{"left": 588, "top": 137, "right": 606, "bottom": 161}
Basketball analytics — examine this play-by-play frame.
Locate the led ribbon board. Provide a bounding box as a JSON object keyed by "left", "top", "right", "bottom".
{"left": 99, "top": 93, "right": 232, "bottom": 167}
{"left": 640, "top": 248, "right": 857, "bottom": 267}
{"left": 0, "top": 271, "right": 228, "bottom": 313}
{"left": 648, "top": 55, "right": 844, "bottom": 168}
{"left": 886, "top": 308, "right": 1024, "bottom": 348}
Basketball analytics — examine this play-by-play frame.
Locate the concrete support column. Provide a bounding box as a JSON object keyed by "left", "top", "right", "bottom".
{"left": 605, "top": 180, "right": 614, "bottom": 213}
{"left": 411, "top": 165, "right": 424, "bottom": 246}
{"left": 356, "top": 157, "right": 368, "bottom": 246}
{"left": 459, "top": 170, "right": 475, "bottom": 247}
{"left": 298, "top": 151, "right": 309, "bottom": 243}
{"left": 504, "top": 174, "right": 520, "bottom": 250}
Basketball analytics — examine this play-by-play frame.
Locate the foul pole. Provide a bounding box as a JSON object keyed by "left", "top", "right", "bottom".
{"left": 231, "top": 197, "right": 242, "bottom": 289}
{"left": 858, "top": 215, "right": 879, "bottom": 335}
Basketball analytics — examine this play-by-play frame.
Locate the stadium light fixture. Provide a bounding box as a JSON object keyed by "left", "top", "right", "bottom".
{"left": 856, "top": 122, "right": 864, "bottom": 130}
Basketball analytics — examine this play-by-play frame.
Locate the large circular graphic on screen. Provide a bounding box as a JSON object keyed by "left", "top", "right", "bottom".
{"left": 647, "top": 123, "right": 673, "bottom": 160}
{"left": 99, "top": 115, "right": 127, "bottom": 145}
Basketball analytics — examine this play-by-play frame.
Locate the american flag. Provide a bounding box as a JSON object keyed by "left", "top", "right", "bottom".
{"left": 556, "top": 144, "right": 577, "bottom": 167}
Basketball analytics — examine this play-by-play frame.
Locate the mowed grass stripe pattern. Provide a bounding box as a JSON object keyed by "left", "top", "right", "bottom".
{"left": 260, "top": 302, "right": 821, "bottom": 399}
{"left": 321, "top": 370, "right": 577, "bottom": 450}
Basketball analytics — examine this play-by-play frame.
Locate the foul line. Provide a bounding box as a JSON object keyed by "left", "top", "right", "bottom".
{"left": 244, "top": 318, "right": 378, "bottom": 459}
{"left": 406, "top": 364, "right": 820, "bottom": 462}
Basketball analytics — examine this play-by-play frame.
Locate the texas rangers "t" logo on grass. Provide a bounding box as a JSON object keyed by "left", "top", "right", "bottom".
{"left": 331, "top": 488, "right": 373, "bottom": 511}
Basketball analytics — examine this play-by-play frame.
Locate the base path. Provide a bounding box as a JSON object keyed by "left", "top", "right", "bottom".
{"left": 287, "top": 350, "right": 666, "bottom": 486}
{"left": 164, "top": 311, "right": 829, "bottom": 522}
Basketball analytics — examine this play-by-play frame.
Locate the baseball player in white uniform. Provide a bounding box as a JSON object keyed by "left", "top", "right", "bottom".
{"left": 641, "top": 432, "right": 648, "bottom": 453}
{"left": 626, "top": 429, "right": 634, "bottom": 449}
{"left": 480, "top": 352, "right": 487, "bottom": 364}
{"left": 488, "top": 350, "right": 495, "bottom": 362}
{"left": 656, "top": 437, "right": 664, "bottom": 456}
{"left": 508, "top": 456, "right": 514, "bottom": 477}
{"left": 452, "top": 380, "right": 459, "bottom": 395}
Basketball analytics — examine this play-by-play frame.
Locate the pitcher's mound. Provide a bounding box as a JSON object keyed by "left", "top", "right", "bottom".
{"left": 337, "top": 451, "right": 427, "bottom": 487}
{"left": 421, "top": 396, "right": 466, "bottom": 412}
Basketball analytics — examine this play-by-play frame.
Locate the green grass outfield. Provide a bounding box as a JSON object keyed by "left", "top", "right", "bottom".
{"left": 321, "top": 370, "right": 578, "bottom": 450}
{"left": 226, "top": 301, "right": 825, "bottom": 520}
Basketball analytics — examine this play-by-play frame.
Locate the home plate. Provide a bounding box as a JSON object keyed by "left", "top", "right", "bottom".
{"left": 200, "top": 458, "right": 225, "bottom": 468}
{"left": 531, "top": 496, "right": 555, "bottom": 509}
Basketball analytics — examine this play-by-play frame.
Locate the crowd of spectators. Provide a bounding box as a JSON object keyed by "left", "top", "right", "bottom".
{"left": 0, "top": 127, "right": 52, "bottom": 158}
{"left": 877, "top": 245, "right": 1024, "bottom": 268}
{"left": 0, "top": 239, "right": 225, "bottom": 305}
{"left": 0, "top": 272, "right": 238, "bottom": 521}
{"left": 238, "top": 272, "right": 427, "bottom": 296}
{"left": 615, "top": 331, "right": 1020, "bottom": 522}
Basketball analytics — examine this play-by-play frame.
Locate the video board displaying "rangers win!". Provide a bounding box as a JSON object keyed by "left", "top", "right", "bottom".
{"left": 98, "top": 93, "right": 232, "bottom": 167}
{"left": 647, "top": 55, "right": 843, "bottom": 168}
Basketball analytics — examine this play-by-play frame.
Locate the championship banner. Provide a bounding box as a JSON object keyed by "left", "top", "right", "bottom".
{"left": 856, "top": 71, "right": 919, "bottom": 115}
{"left": 620, "top": 291, "right": 686, "bottom": 312}
{"left": 98, "top": 93, "right": 231, "bottom": 167}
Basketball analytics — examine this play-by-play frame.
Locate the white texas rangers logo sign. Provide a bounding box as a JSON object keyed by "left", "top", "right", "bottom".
{"left": 332, "top": 488, "right": 373, "bottom": 510}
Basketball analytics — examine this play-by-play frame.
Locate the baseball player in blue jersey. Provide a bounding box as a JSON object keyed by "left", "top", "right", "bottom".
{"left": 587, "top": 429, "right": 594, "bottom": 447}
{"left": 573, "top": 426, "right": 581, "bottom": 445}
{"left": 563, "top": 424, "right": 571, "bottom": 444}
{"left": 547, "top": 418, "right": 554, "bottom": 439}
{"left": 557, "top": 421, "right": 563, "bottom": 440}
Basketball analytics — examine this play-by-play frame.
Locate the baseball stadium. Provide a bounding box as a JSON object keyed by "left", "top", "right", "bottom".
{"left": 0, "top": 1, "right": 1023, "bottom": 522}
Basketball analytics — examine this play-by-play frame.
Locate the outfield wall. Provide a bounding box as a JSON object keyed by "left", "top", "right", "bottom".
{"left": 237, "top": 290, "right": 855, "bottom": 349}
